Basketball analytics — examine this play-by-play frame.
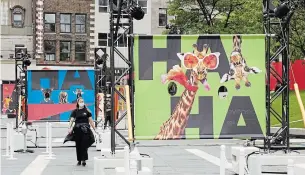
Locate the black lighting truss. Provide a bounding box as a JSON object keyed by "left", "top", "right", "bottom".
{"left": 14, "top": 58, "right": 28, "bottom": 128}
{"left": 94, "top": 46, "right": 112, "bottom": 128}
{"left": 263, "top": 0, "right": 295, "bottom": 152}
{"left": 108, "top": 0, "right": 135, "bottom": 154}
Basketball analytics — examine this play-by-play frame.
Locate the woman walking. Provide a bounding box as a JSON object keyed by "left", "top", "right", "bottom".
{"left": 68, "top": 97, "right": 95, "bottom": 166}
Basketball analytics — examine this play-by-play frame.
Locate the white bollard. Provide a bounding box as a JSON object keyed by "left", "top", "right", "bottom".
{"left": 130, "top": 147, "right": 140, "bottom": 174}
{"left": 46, "top": 123, "right": 55, "bottom": 159}
{"left": 3, "top": 123, "right": 11, "bottom": 157}
{"left": 220, "top": 145, "right": 226, "bottom": 175}
{"left": 287, "top": 159, "right": 294, "bottom": 175}
{"left": 43, "top": 122, "right": 49, "bottom": 154}
{"left": 124, "top": 146, "right": 130, "bottom": 175}
{"left": 7, "top": 123, "right": 16, "bottom": 160}
{"left": 239, "top": 148, "right": 245, "bottom": 175}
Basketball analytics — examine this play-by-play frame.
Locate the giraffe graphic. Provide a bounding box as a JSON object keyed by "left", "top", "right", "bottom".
{"left": 220, "top": 35, "right": 262, "bottom": 90}
{"left": 155, "top": 44, "right": 220, "bottom": 140}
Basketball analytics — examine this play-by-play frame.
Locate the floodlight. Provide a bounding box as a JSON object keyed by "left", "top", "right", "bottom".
{"left": 274, "top": 2, "right": 290, "bottom": 18}
{"left": 96, "top": 58, "right": 104, "bottom": 65}
{"left": 264, "top": 0, "right": 292, "bottom": 19}
{"left": 95, "top": 48, "right": 108, "bottom": 65}
{"left": 113, "top": 0, "right": 145, "bottom": 20}
{"left": 129, "top": 5, "right": 145, "bottom": 20}
{"left": 96, "top": 53, "right": 108, "bottom": 65}
{"left": 15, "top": 46, "right": 27, "bottom": 59}
{"left": 23, "top": 59, "right": 31, "bottom": 66}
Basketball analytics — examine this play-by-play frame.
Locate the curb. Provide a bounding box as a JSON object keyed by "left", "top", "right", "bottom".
{"left": 271, "top": 127, "right": 305, "bottom": 138}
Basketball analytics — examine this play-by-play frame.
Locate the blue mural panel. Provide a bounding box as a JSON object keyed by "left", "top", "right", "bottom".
{"left": 27, "top": 70, "right": 95, "bottom": 121}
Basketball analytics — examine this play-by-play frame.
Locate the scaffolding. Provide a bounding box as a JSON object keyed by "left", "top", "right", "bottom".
{"left": 94, "top": 0, "right": 136, "bottom": 154}
{"left": 263, "top": 0, "right": 295, "bottom": 152}
{"left": 14, "top": 57, "right": 29, "bottom": 127}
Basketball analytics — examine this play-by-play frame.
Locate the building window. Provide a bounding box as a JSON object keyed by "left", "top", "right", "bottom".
{"left": 117, "top": 34, "right": 128, "bottom": 47}
{"left": 75, "top": 42, "right": 86, "bottom": 61}
{"left": 44, "top": 13, "right": 56, "bottom": 32}
{"left": 60, "top": 41, "right": 71, "bottom": 61}
{"left": 137, "top": 0, "right": 148, "bottom": 14}
{"left": 98, "top": 33, "right": 108, "bottom": 46}
{"left": 98, "top": 33, "right": 127, "bottom": 47}
{"left": 44, "top": 40, "right": 56, "bottom": 61}
{"left": 10, "top": 6, "right": 25, "bottom": 28}
{"left": 60, "top": 14, "right": 71, "bottom": 33}
{"left": 99, "top": 0, "right": 108, "bottom": 13}
{"left": 111, "top": 35, "right": 128, "bottom": 47}
{"left": 159, "top": 8, "right": 167, "bottom": 27}
{"left": 75, "top": 14, "right": 86, "bottom": 33}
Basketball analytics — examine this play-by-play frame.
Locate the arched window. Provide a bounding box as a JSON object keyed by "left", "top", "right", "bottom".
{"left": 10, "top": 5, "right": 25, "bottom": 28}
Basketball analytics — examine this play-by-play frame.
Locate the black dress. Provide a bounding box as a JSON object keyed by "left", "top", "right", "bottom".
{"left": 70, "top": 108, "right": 94, "bottom": 162}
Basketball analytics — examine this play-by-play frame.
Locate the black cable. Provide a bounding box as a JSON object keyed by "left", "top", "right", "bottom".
{"left": 245, "top": 151, "right": 260, "bottom": 170}
{"left": 140, "top": 153, "right": 150, "bottom": 157}
{"left": 245, "top": 148, "right": 293, "bottom": 173}
{"left": 245, "top": 150, "right": 278, "bottom": 169}
{"left": 261, "top": 171, "right": 286, "bottom": 174}
{"left": 27, "top": 127, "right": 38, "bottom": 147}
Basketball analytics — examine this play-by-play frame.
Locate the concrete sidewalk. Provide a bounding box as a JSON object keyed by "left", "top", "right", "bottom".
{"left": 1, "top": 141, "right": 240, "bottom": 175}
{"left": 2, "top": 117, "right": 305, "bottom": 175}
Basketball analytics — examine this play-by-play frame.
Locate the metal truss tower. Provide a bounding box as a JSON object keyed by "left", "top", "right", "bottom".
{"left": 102, "top": 0, "right": 135, "bottom": 154}
{"left": 263, "top": 0, "right": 295, "bottom": 152}
{"left": 14, "top": 58, "right": 29, "bottom": 127}
{"left": 108, "top": 0, "right": 136, "bottom": 154}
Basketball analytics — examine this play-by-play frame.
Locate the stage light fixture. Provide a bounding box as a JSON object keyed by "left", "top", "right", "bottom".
{"left": 23, "top": 59, "right": 31, "bottom": 66}
{"left": 96, "top": 53, "right": 108, "bottom": 65}
{"left": 96, "top": 58, "right": 104, "bottom": 65}
{"left": 129, "top": 5, "right": 145, "bottom": 20}
{"left": 113, "top": 0, "right": 145, "bottom": 20}
{"left": 264, "top": 0, "right": 291, "bottom": 19}
{"left": 274, "top": 2, "right": 290, "bottom": 18}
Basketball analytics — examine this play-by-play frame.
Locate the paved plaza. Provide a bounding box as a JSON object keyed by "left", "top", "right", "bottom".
{"left": 1, "top": 118, "right": 305, "bottom": 175}
{"left": 1, "top": 140, "right": 240, "bottom": 175}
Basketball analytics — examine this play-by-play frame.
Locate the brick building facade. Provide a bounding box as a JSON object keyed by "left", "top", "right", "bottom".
{"left": 34, "top": 0, "right": 94, "bottom": 66}
{"left": 0, "top": 0, "right": 33, "bottom": 60}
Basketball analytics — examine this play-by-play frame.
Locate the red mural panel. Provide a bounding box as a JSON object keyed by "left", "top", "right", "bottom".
{"left": 270, "top": 60, "right": 305, "bottom": 91}
{"left": 1, "top": 84, "right": 17, "bottom": 115}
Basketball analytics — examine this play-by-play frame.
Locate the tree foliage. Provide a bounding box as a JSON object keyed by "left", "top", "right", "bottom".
{"left": 167, "top": 0, "right": 305, "bottom": 59}
{"left": 290, "top": 6, "right": 305, "bottom": 59}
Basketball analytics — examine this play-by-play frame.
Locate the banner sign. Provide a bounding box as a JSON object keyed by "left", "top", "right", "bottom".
{"left": 1, "top": 83, "right": 17, "bottom": 116}
{"left": 96, "top": 93, "right": 104, "bottom": 121}
{"left": 27, "top": 70, "right": 95, "bottom": 121}
{"left": 134, "top": 35, "right": 266, "bottom": 140}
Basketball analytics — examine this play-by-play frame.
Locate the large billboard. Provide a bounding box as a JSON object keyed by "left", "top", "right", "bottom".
{"left": 134, "top": 35, "right": 266, "bottom": 140}
{"left": 27, "top": 69, "right": 95, "bottom": 121}
{"left": 1, "top": 82, "right": 17, "bottom": 116}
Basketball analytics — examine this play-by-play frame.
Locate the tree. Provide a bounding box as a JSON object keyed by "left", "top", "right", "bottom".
{"left": 167, "top": 0, "right": 263, "bottom": 34}
{"left": 167, "top": 0, "right": 305, "bottom": 59}
{"left": 290, "top": 6, "right": 305, "bottom": 59}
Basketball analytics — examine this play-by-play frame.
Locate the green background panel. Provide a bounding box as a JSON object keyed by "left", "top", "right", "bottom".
{"left": 134, "top": 35, "right": 266, "bottom": 140}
